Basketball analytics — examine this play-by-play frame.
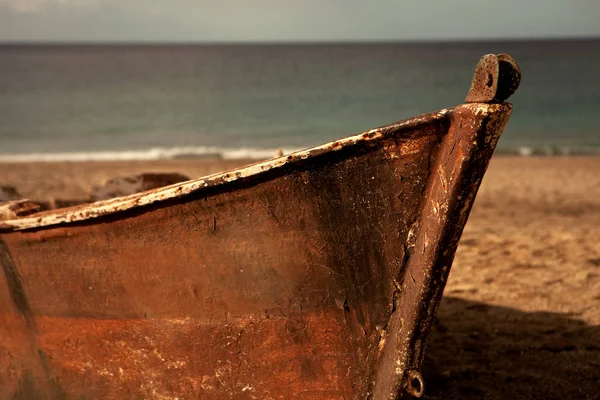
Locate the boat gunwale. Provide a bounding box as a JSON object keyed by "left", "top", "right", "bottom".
{"left": 0, "top": 106, "right": 470, "bottom": 232}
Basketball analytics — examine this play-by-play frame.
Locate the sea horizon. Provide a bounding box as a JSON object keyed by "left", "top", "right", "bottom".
{"left": 2, "top": 39, "right": 599, "bottom": 161}
{"left": 2, "top": 36, "right": 599, "bottom": 44}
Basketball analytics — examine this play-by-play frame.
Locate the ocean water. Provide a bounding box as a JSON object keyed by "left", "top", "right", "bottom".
{"left": 1, "top": 40, "right": 599, "bottom": 161}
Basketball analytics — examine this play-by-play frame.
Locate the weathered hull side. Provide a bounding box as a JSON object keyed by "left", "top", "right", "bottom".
{"left": 0, "top": 103, "right": 512, "bottom": 399}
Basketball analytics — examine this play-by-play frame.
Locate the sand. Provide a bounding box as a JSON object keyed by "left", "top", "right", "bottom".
{"left": 1, "top": 156, "right": 599, "bottom": 399}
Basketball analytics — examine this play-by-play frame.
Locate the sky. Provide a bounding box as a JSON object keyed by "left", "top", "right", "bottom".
{"left": 1, "top": 0, "right": 600, "bottom": 42}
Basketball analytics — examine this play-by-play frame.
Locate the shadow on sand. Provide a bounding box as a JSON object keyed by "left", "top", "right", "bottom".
{"left": 421, "top": 296, "right": 600, "bottom": 400}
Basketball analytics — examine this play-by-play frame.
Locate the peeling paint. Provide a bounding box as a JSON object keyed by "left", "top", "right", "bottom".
{"left": 1, "top": 108, "right": 457, "bottom": 232}
{"left": 0, "top": 54, "right": 519, "bottom": 400}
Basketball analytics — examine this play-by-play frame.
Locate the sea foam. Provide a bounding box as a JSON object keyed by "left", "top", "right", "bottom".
{"left": 0, "top": 146, "right": 303, "bottom": 163}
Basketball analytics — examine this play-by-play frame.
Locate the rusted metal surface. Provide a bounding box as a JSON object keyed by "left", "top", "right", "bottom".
{"left": 372, "top": 102, "right": 512, "bottom": 399}
{"left": 0, "top": 54, "right": 519, "bottom": 399}
{"left": 465, "top": 53, "right": 521, "bottom": 103}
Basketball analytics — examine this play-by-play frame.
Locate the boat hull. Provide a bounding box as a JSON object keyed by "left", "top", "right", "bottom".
{"left": 1, "top": 103, "right": 512, "bottom": 399}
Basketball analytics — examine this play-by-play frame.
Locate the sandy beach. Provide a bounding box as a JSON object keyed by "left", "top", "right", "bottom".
{"left": 1, "top": 156, "right": 599, "bottom": 399}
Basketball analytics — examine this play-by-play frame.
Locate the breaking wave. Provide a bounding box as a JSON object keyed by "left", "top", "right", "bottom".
{"left": 495, "top": 146, "right": 600, "bottom": 156}
{"left": 0, "top": 146, "right": 304, "bottom": 163}
{"left": 1, "top": 145, "right": 600, "bottom": 163}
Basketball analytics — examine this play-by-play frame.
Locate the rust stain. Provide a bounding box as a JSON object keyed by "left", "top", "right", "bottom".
{"left": 0, "top": 54, "right": 519, "bottom": 399}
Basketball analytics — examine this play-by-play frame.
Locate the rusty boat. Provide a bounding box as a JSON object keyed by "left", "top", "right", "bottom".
{"left": 0, "top": 54, "right": 520, "bottom": 399}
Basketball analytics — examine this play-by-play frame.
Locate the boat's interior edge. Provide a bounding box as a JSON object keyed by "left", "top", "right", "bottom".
{"left": 0, "top": 107, "right": 454, "bottom": 232}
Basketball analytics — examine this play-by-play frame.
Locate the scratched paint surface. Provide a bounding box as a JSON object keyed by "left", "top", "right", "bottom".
{"left": 0, "top": 110, "right": 448, "bottom": 232}
{"left": 0, "top": 52, "right": 519, "bottom": 399}
{"left": 0, "top": 102, "right": 514, "bottom": 400}
{"left": 0, "top": 122, "right": 442, "bottom": 399}
{"left": 0, "top": 103, "right": 515, "bottom": 399}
